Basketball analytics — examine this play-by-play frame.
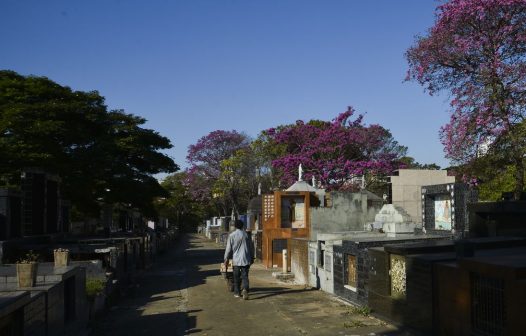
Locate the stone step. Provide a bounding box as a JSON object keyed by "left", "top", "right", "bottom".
{"left": 271, "top": 272, "right": 295, "bottom": 282}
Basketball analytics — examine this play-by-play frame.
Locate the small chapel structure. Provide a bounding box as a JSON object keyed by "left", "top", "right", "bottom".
{"left": 261, "top": 165, "right": 323, "bottom": 268}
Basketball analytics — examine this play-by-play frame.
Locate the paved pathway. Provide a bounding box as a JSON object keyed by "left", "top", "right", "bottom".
{"left": 90, "top": 234, "right": 412, "bottom": 336}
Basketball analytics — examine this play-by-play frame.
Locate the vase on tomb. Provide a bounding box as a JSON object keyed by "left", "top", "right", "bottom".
{"left": 54, "top": 248, "right": 70, "bottom": 267}
{"left": 16, "top": 250, "right": 39, "bottom": 288}
{"left": 16, "top": 262, "right": 38, "bottom": 288}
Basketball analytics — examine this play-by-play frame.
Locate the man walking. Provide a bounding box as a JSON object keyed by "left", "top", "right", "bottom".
{"left": 224, "top": 219, "right": 253, "bottom": 300}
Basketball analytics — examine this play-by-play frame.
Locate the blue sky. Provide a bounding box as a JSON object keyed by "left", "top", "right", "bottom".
{"left": 0, "top": 0, "right": 451, "bottom": 170}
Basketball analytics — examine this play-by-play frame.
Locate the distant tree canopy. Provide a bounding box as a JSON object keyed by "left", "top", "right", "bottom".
{"left": 264, "top": 107, "right": 408, "bottom": 191}
{"left": 170, "top": 107, "right": 409, "bottom": 219}
{"left": 399, "top": 156, "right": 441, "bottom": 170}
{"left": 0, "top": 70, "right": 178, "bottom": 217}
{"left": 156, "top": 172, "right": 211, "bottom": 232}
{"left": 185, "top": 130, "right": 252, "bottom": 216}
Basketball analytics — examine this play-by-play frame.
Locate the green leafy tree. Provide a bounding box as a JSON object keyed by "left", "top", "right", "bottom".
{"left": 477, "top": 165, "right": 516, "bottom": 201}
{"left": 157, "top": 172, "right": 210, "bottom": 231}
{"left": 213, "top": 148, "right": 260, "bottom": 216}
{"left": 462, "top": 123, "right": 526, "bottom": 200}
{"left": 0, "top": 70, "right": 178, "bottom": 216}
{"left": 399, "top": 156, "right": 441, "bottom": 170}
{"left": 251, "top": 130, "right": 287, "bottom": 191}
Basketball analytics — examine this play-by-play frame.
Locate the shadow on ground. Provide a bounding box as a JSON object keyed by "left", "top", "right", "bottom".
{"left": 89, "top": 234, "right": 221, "bottom": 335}
{"left": 90, "top": 234, "right": 418, "bottom": 336}
{"left": 248, "top": 286, "right": 317, "bottom": 300}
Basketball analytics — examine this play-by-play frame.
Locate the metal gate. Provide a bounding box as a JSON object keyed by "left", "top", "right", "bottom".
{"left": 471, "top": 274, "right": 506, "bottom": 336}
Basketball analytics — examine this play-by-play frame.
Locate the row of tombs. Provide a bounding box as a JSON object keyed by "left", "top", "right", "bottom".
{"left": 205, "top": 169, "right": 526, "bottom": 336}
{"left": 0, "top": 169, "right": 180, "bottom": 335}
{"left": 0, "top": 233, "right": 179, "bottom": 336}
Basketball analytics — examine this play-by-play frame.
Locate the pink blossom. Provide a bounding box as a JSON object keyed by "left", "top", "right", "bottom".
{"left": 265, "top": 108, "right": 407, "bottom": 190}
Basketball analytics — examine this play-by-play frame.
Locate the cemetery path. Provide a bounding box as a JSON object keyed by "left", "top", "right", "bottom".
{"left": 89, "top": 234, "right": 412, "bottom": 336}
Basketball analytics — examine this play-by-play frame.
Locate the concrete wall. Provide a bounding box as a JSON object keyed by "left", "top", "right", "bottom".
{"left": 290, "top": 238, "right": 309, "bottom": 285}
{"left": 333, "top": 242, "right": 371, "bottom": 305}
{"left": 73, "top": 267, "right": 88, "bottom": 329}
{"left": 390, "top": 170, "right": 455, "bottom": 225}
{"left": 47, "top": 282, "right": 65, "bottom": 334}
{"left": 434, "top": 262, "right": 471, "bottom": 335}
{"left": 23, "top": 293, "right": 46, "bottom": 336}
{"left": 308, "top": 241, "right": 318, "bottom": 288}
{"left": 318, "top": 242, "right": 336, "bottom": 294}
{"left": 310, "top": 191, "right": 382, "bottom": 240}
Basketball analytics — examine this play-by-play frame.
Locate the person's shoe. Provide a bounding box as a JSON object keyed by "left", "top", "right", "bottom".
{"left": 242, "top": 289, "right": 248, "bottom": 300}
{"left": 234, "top": 293, "right": 241, "bottom": 298}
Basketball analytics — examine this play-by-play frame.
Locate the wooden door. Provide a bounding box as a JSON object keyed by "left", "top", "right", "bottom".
{"left": 272, "top": 239, "right": 287, "bottom": 268}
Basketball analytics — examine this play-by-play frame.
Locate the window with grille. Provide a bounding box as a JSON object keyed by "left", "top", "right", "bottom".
{"left": 272, "top": 239, "right": 287, "bottom": 253}
{"left": 471, "top": 274, "right": 506, "bottom": 336}
{"left": 263, "top": 194, "right": 275, "bottom": 221}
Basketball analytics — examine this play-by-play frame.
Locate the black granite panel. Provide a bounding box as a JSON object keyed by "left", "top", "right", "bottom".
{"left": 421, "top": 183, "right": 478, "bottom": 236}
{"left": 332, "top": 236, "right": 448, "bottom": 305}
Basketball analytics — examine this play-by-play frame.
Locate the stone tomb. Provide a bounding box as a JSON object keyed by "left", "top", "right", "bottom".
{"left": 331, "top": 234, "right": 448, "bottom": 306}
{"left": 372, "top": 204, "right": 416, "bottom": 237}
{"left": 0, "top": 263, "right": 88, "bottom": 336}
{"left": 0, "top": 291, "right": 29, "bottom": 335}
{"left": 309, "top": 190, "right": 383, "bottom": 239}
{"left": 367, "top": 237, "right": 526, "bottom": 335}
{"left": 308, "top": 238, "right": 341, "bottom": 293}
{"left": 388, "top": 169, "right": 455, "bottom": 225}
{"left": 306, "top": 231, "right": 392, "bottom": 292}
{"left": 468, "top": 200, "right": 526, "bottom": 238}
{"left": 421, "top": 183, "right": 478, "bottom": 237}
{"left": 434, "top": 245, "right": 526, "bottom": 335}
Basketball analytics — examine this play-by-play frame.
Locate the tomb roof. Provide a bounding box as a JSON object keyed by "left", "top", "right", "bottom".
{"left": 286, "top": 180, "right": 318, "bottom": 192}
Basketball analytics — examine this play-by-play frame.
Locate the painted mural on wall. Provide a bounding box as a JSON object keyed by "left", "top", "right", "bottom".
{"left": 434, "top": 194, "right": 452, "bottom": 230}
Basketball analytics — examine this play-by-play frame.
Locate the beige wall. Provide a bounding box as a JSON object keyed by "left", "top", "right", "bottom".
{"left": 290, "top": 238, "right": 309, "bottom": 285}
{"left": 390, "top": 170, "right": 455, "bottom": 225}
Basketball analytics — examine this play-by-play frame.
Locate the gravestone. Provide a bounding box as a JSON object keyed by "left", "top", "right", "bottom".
{"left": 373, "top": 204, "right": 416, "bottom": 237}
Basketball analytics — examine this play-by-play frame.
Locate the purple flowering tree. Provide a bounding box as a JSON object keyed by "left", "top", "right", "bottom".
{"left": 185, "top": 130, "right": 250, "bottom": 215}
{"left": 406, "top": 0, "right": 526, "bottom": 199}
{"left": 266, "top": 107, "right": 407, "bottom": 190}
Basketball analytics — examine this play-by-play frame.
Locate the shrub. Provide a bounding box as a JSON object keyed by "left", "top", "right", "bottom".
{"left": 17, "top": 250, "right": 39, "bottom": 264}
{"left": 86, "top": 278, "right": 106, "bottom": 299}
